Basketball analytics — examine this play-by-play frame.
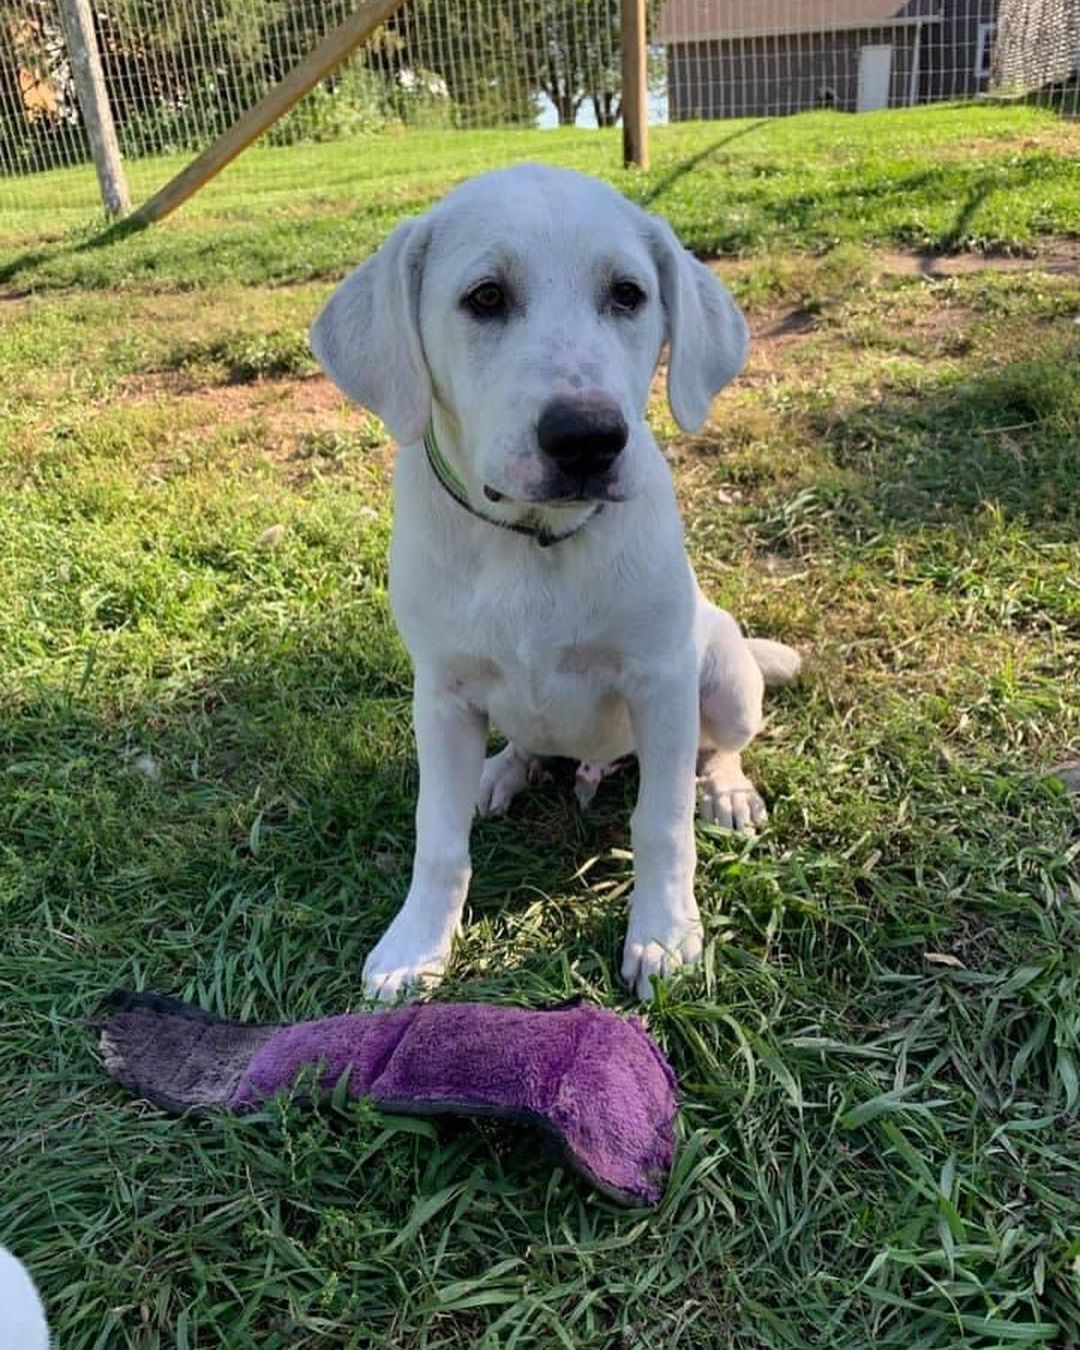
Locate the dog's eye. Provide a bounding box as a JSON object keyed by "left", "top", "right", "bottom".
{"left": 610, "top": 280, "right": 646, "bottom": 314}
{"left": 464, "top": 282, "right": 507, "bottom": 318}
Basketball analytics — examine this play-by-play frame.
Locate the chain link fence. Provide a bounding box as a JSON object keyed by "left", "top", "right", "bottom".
{"left": 2, "top": 0, "right": 1077, "bottom": 226}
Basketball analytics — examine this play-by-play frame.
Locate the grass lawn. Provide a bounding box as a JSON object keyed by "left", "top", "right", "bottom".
{"left": 3, "top": 102, "right": 1080, "bottom": 286}
{"left": 1, "top": 104, "right": 1079, "bottom": 1347}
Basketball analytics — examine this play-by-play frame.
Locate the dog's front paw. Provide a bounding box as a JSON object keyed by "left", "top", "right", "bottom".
{"left": 621, "top": 898, "right": 703, "bottom": 1002}
{"left": 362, "top": 910, "right": 455, "bottom": 1002}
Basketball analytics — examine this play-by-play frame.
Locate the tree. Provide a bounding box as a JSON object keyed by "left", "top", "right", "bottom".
{"left": 371, "top": 0, "right": 660, "bottom": 130}
{"left": 1, "top": 2, "right": 86, "bottom": 172}
{"left": 367, "top": 0, "right": 539, "bottom": 127}
{"left": 4, "top": 0, "right": 661, "bottom": 171}
{"left": 526, "top": 0, "right": 664, "bottom": 127}
{"left": 99, "top": 0, "right": 290, "bottom": 130}
{"left": 527, "top": 0, "right": 621, "bottom": 127}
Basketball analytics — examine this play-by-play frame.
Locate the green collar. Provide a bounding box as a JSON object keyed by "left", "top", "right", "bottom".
{"left": 423, "top": 425, "right": 601, "bottom": 548}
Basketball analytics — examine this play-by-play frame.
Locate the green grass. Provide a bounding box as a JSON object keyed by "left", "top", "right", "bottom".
{"left": 1, "top": 106, "right": 1079, "bottom": 1347}
{"left": 2, "top": 103, "right": 1079, "bottom": 291}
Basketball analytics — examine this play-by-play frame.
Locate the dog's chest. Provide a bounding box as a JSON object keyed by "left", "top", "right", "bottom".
{"left": 472, "top": 637, "right": 631, "bottom": 760}
{"left": 410, "top": 575, "right": 633, "bottom": 760}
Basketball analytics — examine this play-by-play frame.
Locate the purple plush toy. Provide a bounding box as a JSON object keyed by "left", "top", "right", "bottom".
{"left": 98, "top": 993, "right": 679, "bottom": 1206}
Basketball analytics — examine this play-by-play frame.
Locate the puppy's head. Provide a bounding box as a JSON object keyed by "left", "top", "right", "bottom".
{"left": 311, "top": 165, "right": 748, "bottom": 506}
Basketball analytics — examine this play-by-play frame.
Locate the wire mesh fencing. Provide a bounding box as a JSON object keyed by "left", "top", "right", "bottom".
{"left": 2, "top": 0, "right": 1077, "bottom": 232}
{"left": 657, "top": 0, "right": 1079, "bottom": 119}
{"left": 0, "top": 0, "right": 634, "bottom": 225}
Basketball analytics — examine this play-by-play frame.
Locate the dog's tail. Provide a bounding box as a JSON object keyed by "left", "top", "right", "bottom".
{"left": 747, "top": 638, "right": 802, "bottom": 688}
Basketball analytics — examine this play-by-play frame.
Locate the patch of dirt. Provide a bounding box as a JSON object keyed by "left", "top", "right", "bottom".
{"left": 873, "top": 241, "right": 1080, "bottom": 277}
{"left": 117, "top": 371, "right": 393, "bottom": 484}
{"left": 706, "top": 239, "right": 1080, "bottom": 286}
{"left": 729, "top": 316, "right": 812, "bottom": 391}
{"left": 703, "top": 241, "right": 1079, "bottom": 382}
{"left": 120, "top": 368, "right": 340, "bottom": 420}
{"left": 938, "top": 131, "right": 1080, "bottom": 157}
{"left": 718, "top": 241, "right": 1080, "bottom": 379}
{"left": 747, "top": 308, "right": 819, "bottom": 372}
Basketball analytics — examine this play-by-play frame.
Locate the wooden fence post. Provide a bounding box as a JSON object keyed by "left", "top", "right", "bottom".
{"left": 621, "top": 0, "right": 649, "bottom": 169}
{"left": 58, "top": 0, "right": 130, "bottom": 216}
{"left": 130, "top": 0, "right": 408, "bottom": 228}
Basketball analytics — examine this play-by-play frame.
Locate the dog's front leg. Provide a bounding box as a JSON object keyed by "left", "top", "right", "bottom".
{"left": 622, "top": 661, "right": 703, "bottom": 1000}
{"left": 362, "top": 672, "right": 486, "bottom": 1001}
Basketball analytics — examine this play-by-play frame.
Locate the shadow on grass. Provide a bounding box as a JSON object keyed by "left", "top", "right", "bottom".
{"left": 640, "top": 120, "right": 769, "bottom": 207}
{"left": 745, "top": 344, "right": 1080, "bottom": 565}
{"left": 0, "top": 636, "right": 644, "bottom": 1029}
{"left": 834, "top": 350, "right": 1079, "bottom": 529}
{"left": 750, "top": 155, "right": 1067, "bottom": 256}
{"left": 941, "top": 174, "right": 999, "bottom": 251}
{"left": 8, "top": 139, "right": 1074, "bottom": 296}
{"left": 0, "top": 216, "right": 146, "bottom": 289}
{"left": 0, "top": 246, "right": 53, "bottom": 288}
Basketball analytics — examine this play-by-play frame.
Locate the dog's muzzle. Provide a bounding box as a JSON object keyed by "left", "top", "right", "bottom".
{"left": 537, "top": 395, "right": 628, "bottom": 489}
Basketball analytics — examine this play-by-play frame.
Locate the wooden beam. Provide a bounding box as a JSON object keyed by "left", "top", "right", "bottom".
{"left": 130, "top": 0, "right": 408, "bottom": 228}
{"left": 621, "top": 0, "right": 649, "bottom": 169}
{"left": 58, "top": 0, "right": 130, "bottom": 216}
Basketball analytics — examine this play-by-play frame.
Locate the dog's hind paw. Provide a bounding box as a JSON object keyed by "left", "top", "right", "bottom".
{"left": 697, "top": 753, "right": 768, "bottom": 833}
{"left": 477, "top": 743, "right": 539, "bottom": 817}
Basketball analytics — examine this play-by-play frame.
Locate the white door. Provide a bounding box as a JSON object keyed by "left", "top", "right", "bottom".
{"left": 857, "top": 44, "right": 894, "bottom": 111}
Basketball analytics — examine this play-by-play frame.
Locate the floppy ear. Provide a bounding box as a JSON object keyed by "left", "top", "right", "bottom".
{"left": 310, "top": 218, "right": 432, "bottom": 446}
{"left": 648, "top": 218, "right": 749, "bottom": 434}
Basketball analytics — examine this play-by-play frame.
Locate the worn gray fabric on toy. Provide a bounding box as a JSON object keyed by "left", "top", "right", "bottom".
{"left": 98, "top": 992, "right": 678, "bottom": 1206}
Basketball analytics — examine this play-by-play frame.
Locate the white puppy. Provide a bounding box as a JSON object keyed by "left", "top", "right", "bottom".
{"left": 312, "top": 165, "right": 799, "bottom": 1001}
{"left": 0, "top": 1246, "right": 50, "bottom": 1349}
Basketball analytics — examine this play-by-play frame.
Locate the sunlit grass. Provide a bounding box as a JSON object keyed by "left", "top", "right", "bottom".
{"left": 1, "top": 108, "right": 1078, "bottom": 1347}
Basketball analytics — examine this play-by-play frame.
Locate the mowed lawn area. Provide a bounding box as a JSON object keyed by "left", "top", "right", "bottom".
{"left": 1, "top": 104, "right": 1079, "bottom": 1348}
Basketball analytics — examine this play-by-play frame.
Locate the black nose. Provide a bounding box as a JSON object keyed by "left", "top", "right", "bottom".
{"left": 537, "top": 397, "right": 628, "bottom": 477}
